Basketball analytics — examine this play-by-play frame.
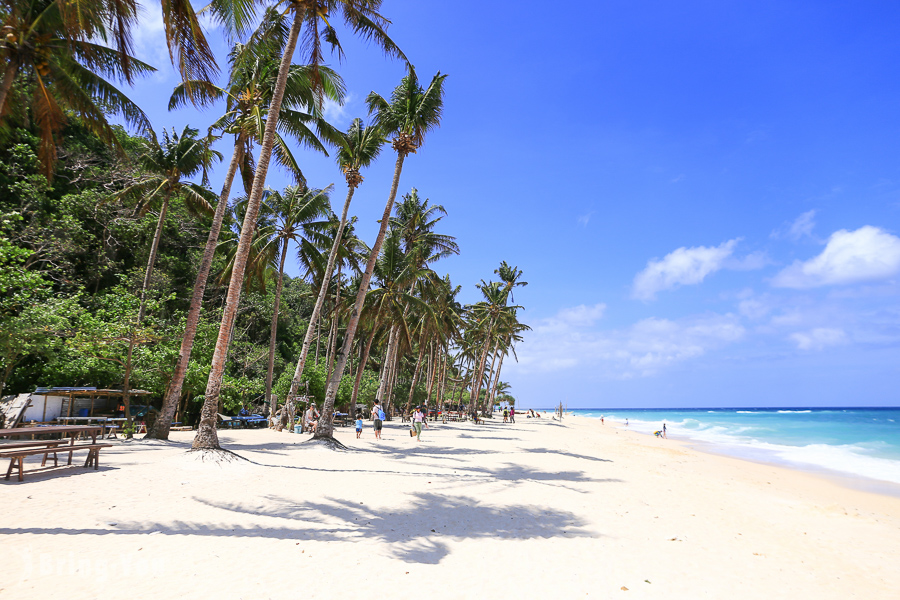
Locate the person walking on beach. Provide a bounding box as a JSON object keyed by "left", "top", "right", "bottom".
{"left": 662, "top": 423, "right": 667, "bottom": 438}
{"left": 503, "top": 407, "right": 509, "bottom": 423}
{"left": 355, "top": 415, "right": 363, "bottom": 439}
{"left": 510, "top": 407, "right": 515, "bottom": 423}
{"left": 413, "top": 406, "right": 427, "bottom": 441}
{"left": 373, "top": 402, "right": 384, "bottom": 440}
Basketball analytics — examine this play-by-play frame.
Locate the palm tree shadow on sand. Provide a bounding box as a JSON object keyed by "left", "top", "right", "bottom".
{"left": 194, "top": 492, "right": 596, "bottom": 564}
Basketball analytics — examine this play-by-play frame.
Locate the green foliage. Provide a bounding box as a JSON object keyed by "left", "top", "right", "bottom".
{"left": 0, "top": 123, "right": 319, "bottom": 427}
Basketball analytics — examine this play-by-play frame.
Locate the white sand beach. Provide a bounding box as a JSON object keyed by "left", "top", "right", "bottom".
{"left": 1, "top": 415, "right": 898, "bottom": 599}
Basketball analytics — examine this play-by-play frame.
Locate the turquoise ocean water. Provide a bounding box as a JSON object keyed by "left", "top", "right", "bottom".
{"left": 564, "top": 408, "right": 900, "bottom": 486}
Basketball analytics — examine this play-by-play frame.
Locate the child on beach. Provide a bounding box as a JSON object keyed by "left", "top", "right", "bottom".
{"left": 355, "top": 416, "right": 363, "bottom": 438}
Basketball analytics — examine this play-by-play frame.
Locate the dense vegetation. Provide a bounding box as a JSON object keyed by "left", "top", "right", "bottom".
{"left": 0, "top": 0, "right": 527, "bottom": 447}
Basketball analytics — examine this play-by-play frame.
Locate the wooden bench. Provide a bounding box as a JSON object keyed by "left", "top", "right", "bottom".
{"left": 2, "top": 443, "right": 113, "bottom": 482}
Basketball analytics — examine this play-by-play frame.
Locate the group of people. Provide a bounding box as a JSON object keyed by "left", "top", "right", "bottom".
{"left": 502, "top": 406, "right": 516, "bottom": 423}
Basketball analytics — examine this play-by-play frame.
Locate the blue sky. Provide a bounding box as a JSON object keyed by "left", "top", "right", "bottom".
{"left": 123, "top": 1, "right": 900, "bottom": 408}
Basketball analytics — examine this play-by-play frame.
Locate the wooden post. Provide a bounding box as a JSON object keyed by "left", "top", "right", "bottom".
{"left": 41, "top": 395, "right": 47, "bottom": 422}
{"left": 89, "top": 394, "right": 95, "bottom": 417}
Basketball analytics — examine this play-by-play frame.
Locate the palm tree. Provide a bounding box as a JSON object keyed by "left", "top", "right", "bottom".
{"left": 147, "top": 25, "right": 344, "bottom": 441}
{"left": 170, "top": 10, "right": 347, "bottom": 193}
{"left": 468, "top": 262, "right": 527, "bottom": 415}
{"left": 0, "top": 0, "right": 154, "bottom": 176}
{"left": 467, "top": 281, "right": 522, "bottom": 417}
{"left": 314, "top": 69, "right": 448, "bottom": 442}
{"left": 117, "top": 125, "right": 220, "bottom": 434}
{"left": 281, "top": 118, "right": 385, "bottom": 426}
{"left": 391, "top": 188, "right": 458, "bottom": 268}
{"left": 366, "top": 231, "right": 431, "bottom": 415}
{"left": 382, "top": 188, "right": 459, "bottom": 415}
{"left": 254, "top": 185, "right": 332, "bottom": 414}
{"left": 193, "top": 0, "right": 405, "bottom": 453}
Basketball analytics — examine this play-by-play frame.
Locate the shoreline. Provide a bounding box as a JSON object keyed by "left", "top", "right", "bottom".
{"left": 588, "top": 415, "right": 900, "bottom": 500}
{"left": 2, "top": 413, "right": 898, "bottom": 599}
{"left": 554, "top": 408, "right": 900, "bottom": 496}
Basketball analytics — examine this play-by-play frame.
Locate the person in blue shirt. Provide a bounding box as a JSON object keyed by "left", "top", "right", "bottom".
{"left": 355, "top": 415, "right": 363, "bottom": 439}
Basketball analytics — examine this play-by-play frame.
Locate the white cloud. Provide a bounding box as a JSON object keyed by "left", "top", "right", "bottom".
{"left": 632, "top": 239, "right": 740, "bottom": 301}
{"left": 132, "top": 8, "right": 171, "bottom": 74}
{"left": 554, "top": 303, "right": 607, "bottom": 327}
{"left": 789, "top": 210, "right": 817, "bottom": 240}
{"left": 772, "top": 226, "right": 900, "bottom": 288}
{"left": 789, "top": 328, "right": 847, "bottom": 351}
{"left": 323, "top": 93, "right": 355, "bottom": 128}
{"left": 738, "top": 298, "right": 770, "bottom": 320}
{"left": 510, "top": 307, "right": 745, "bottom": 378}
{"left": 726, "top": 250, "right": 769, "bottom": 271}
{"left": 772, "top": 210, "right": 816, "bottom": 241}
{"left": 576, "top": 212, "right": 593, "bottom": 227}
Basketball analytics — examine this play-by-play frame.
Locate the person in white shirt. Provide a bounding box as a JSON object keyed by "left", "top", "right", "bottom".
{"left": 413, "top": 406, "right": 428, "bottom": 441}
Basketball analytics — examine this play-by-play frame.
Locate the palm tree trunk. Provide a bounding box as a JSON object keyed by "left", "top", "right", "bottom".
{"left": 325, "top": 264, "right": 341, "bottom": 381}
{"left": 470, "top": 322, "right": 494, "bottom": 414}
{"left": 325, "top": 315, "right": 338, "bottom": 381}
{"left": 315, "top": 152, "right": 407, "bottom": 440}
{"left": 146, "top": 137, "right": 242, "bottom": 440}
{"left": 403, "top": 340, "right": 427, "bottom": 415}
{"left": 193, "top": 14, "right": 303, "bottom": 451}
{"left": 437, "top": 350, "right": 448, "bottom": 407}
{"left": 0, "top": 62, "right": 18, "bottom": 118}
{"left": 264, "top": 241, "right": 289, "bottom": 411}
{"left": 488, "top": 352, "right": 505, "bottom": 409}
{"left": 122, "top": 193, "right": 170, "bottom": 437}
{"left": 425, "top": 342, "right": 438, "bottom": 406}
{"left": 385, "top": 341, "right": 400, "bottom": 418}
{"left": 139, "top": 194, "right": 170, "bottom": 320}
{"left": 375, "top": 325, "right": 397, "bottom": 403}
{"left": 482, "top": 344, "right": 499, "bottom": 415}
{"left": 350, "top": 323, "right": 377, "bottom": 409}
{"left": 315, "top": 313, "right": 321, "bottom": 364}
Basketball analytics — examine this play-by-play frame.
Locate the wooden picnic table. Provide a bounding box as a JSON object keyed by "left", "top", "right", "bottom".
{"left": 0, "top": 425, "right": 108, "bottom": 481}
{"left": 0, "top": 424, "right": 103, "bottom": 443}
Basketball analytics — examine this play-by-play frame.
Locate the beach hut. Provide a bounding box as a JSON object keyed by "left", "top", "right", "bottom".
{"left": 29, "top": 387, "right": 152, "bottom": 422}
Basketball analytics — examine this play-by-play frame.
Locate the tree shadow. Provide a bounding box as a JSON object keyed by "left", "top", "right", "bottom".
{"left": 0, "top": 493, "right": 596, "bottom": 565}
{"left": 465, "top": 463, "right": 622, "bottom": 494}
{"left": 521, "top": 447, "right": 613, "bottom": 463}
{"left": 194, "top": 492, "right": 596, "bottom": 564}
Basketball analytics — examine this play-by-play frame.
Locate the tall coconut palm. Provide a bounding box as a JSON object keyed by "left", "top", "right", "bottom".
{"left": 314, "top": 68, "right": 448, "bottom": 442}
{"left": 281, "top": 117, "right": 384, "bottom": 427}
{"left": 468, "top": 262, "right": 526, "bottom": 415}
{"left": 117, "top": 125, "right": 220, "bottom": 433}
{"left": 170, "top": 9, "right": 347, "bottom": 193}
{"left": 383, "top": 188, "right": 458, "bottom": 414}
{"left": 391, "top": 188, "right": 458, "bottom": 269}
{"left": 147, "top": 25, "right": 344, "bottom": 441}
{"left": 367, "top": 231, "right": 431, "bottom": 413}
{"left": 0, "top": 0, "right": 154, "bottom": 176}
{"left": 467, "top": 280, "right": 522, "bottom": 416}
{"left": 193, "top": 0, "right": 405, "bottom": 452}
{"left": 254, "top": 185, "right": 332, "bottom": 413}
